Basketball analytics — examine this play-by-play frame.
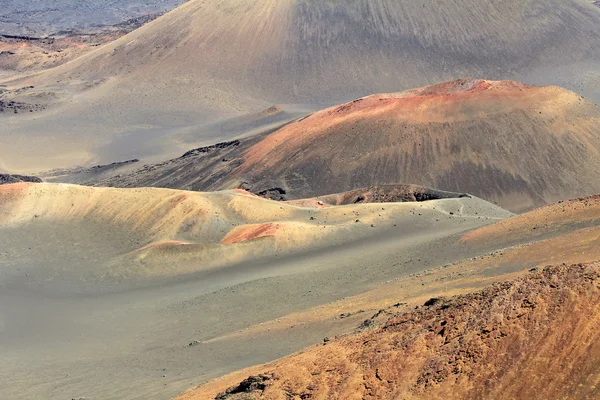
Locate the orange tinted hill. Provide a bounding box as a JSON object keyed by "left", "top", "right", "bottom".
{"left": 463, "top": 194, "right": 600, "bottom": 245}
{"left": 232, "top": 80, "right": 600, "bottom": 212}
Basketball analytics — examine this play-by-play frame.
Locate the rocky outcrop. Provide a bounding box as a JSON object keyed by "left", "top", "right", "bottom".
{"left": 189, "top": 262, "right": 600, "bottom": 400}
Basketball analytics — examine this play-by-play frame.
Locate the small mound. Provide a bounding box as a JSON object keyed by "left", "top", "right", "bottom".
{"left": 288, "top": 184, "right": 470, "bottom": 207}
{"left": 259, "top": 105, "right": 284, "bottom": 116}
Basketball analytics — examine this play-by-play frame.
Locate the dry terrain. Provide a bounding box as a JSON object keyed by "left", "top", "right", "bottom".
{"left": 1, "top": 0, "right": 600, "bottom": 173}
{"left": 176, "top": 197, "right": 600, "bottom": 400}
{"left": 0, "top": 182, "right": 511, "bottom": 399}
{"left": 1, "top": 1, "right": 600, "bottom": 399}
{"left": 1, "top": 32, "right": 130, "bottom": 74}
{"left": 0, "top": 0, "right": 186, "bottom": 37}
{"left": 174, "top": 195, "right": 600, "bottom": 399}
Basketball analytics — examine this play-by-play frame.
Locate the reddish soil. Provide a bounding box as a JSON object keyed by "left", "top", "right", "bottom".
{"left": 221, "top": 223, "right": 281, "bottom": 245}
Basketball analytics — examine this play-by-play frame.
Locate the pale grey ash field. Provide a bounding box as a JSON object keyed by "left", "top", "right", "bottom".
{"left": 2, "top": 1, "right": 600, "bottom": 400}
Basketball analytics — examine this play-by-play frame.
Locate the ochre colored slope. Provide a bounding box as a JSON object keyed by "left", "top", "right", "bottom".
{"left": 176, "top": 262, "right": 600, "bottom": 400}
{"left": 463, "top": 195, "right": 600, "bottom": 245}
{"left": 174, "top": 195, "right": 600, "bottom": 399}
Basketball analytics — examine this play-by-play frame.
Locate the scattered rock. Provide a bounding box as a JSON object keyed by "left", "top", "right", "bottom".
{"left": 180, "top": 140, "right": 240, "bottom": 158}
{"left": 339, "top": 309, "right": 366, "bottom": 319}
{"left": 256, "top": 187, "right": 287, "bottom": 201}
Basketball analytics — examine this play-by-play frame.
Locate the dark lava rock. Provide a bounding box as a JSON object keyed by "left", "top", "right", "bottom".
{"left": 215, "top": 373, "right": 274, "bottom": 400}
{"left": 0, "top": 174, "right": 42, "bottom": 184}
{"left": 424, "top": 297, "right": 442, "bottom": 307}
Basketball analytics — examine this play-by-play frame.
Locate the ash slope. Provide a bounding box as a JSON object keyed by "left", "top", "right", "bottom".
{"left": 183, "top": 262, "right": 600, "bottom": 400}
{"left": 97, "top": 80, "right": 600, "bottom": 213}
{"left": 14, "top": 0, "right": 600, "bottom": 108}
{"left": 3, "top": 0, "right": 600, "bottom": 171}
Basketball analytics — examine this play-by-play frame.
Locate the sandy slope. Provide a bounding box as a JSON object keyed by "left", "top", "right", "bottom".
{"left": 0, "top": 182, "right": 510, "bottom": 400}
{"left": 2, "top": 0, "right": 600, "bottom": 172}
{"left": 98, "top": 80, "right": 600, "bottom": 213}
{"left": 2, "top": 185, "right": 600, "bottom": 400}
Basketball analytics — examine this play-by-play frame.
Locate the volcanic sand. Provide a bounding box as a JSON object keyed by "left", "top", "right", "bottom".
{"left": 0, "top": 182, "right": 512, "bottom": 400}
{"left": 2, "top": 186, "right": 600, "bottom": 399}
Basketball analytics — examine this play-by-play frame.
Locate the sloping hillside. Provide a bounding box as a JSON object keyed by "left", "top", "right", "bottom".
{"left": 177, "top": 262, "right": 600, "bottom": 400}
{"left": 0, "top": 182, "right": 509, "bottom": 284}
{"left": 97, "top": 80, "right": 600, "bottom": 212}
